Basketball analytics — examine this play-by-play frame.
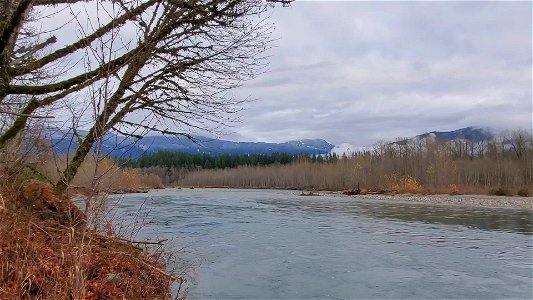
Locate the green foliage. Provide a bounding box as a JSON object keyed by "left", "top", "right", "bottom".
{"left": 117, "top": 151, "right": 321, "bottom": 170}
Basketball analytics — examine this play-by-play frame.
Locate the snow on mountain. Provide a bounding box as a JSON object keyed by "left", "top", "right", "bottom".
{"left": 329, "top": 143, "right": 369, "bottom": 156}
{"left": 48, "top": 127, "right": 491, "bottom": 158}
{"left": 329, "top": 127, "right": 492, "bottom": 156}
{"left": 49, "top": 132, "right": 335, "bottom": 158}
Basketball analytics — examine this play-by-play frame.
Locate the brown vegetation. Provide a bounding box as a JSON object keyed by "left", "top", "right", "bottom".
{"left": 0, "top": 142, "right": 182, "bottom": 299}
{"left": 38, "top": 156, "right": 164, "bottom": 195}
{"left": 177, "top": 131, "right": 533, "bottom": 196}
{"left": 0, "top": 182, "right": 183, "bottom": 299}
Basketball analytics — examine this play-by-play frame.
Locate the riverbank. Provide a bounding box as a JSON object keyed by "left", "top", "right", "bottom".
{"left": 151, "top": 187, "right": 532, "bottom": 210}
{"left": 0, "top": 183, "right": 182, "bottom": 299}
{"left": 329, "top": 192, "right": 533, "bottom": 210}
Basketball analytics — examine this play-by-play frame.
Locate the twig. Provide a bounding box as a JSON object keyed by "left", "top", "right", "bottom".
{"left": 174, "top": 276, "right": 184, "bottom": 300}
{"left": 30, "top": 221, "right": 53, "bottom": 238}
{"left": 0, "top": 110, "right": 55, "bottom": 118}
{"left": 93, "top": 234, "right": 143, "bottom": 250}
{"left": 0, "top": 193, "right": 5, "bottom": 210}
{"left": 94, "top": 233, "right": 168, "bottom": 245}
{"left": 116, "top": 237, "right": 168, "bottom": 245}
{"left": 113, "top": 250, "right": 178, "bottom": 281}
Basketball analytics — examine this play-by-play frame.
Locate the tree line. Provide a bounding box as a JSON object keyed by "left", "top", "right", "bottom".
{"left": 118, "top": 151, "right": 344, "bottom": 170}
{"left": 171, "top": 129, "right": 533, "bottom": 195}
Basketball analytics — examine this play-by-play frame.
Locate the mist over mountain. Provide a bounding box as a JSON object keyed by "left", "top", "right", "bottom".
{"left": 393, "top": 127, "right": 493, "bottom": 146}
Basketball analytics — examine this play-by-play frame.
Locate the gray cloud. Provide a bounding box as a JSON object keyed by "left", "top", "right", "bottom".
{"left": 231, "top": 1, "right": 532, "bottom": 146}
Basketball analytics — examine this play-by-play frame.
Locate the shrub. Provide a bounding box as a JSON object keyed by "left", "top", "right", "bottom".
{"left": 516, "top": 188, "right": 530, "bottom": 197}
{"left": 489, "top": 187, "right": 510, "bottom": 196}
{"left": 385, "top": 174, "right": 425, "bottom": 194}
{"left": 446, "top": 184, "right": 459, "bottom": 195}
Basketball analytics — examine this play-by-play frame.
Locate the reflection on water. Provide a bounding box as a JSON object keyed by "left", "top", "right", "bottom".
{"left": 356, "top": 202, "right": 532, "bottom": 234}
{"left": 259, "top": 196, "right": 533, "bottom": 234}
{"left": 111, "top": 190, "right": 533, "bottom": 299}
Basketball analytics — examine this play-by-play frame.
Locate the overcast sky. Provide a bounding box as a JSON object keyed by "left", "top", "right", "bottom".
{"left": 225, "top": 1, "right": 532, "bottom": 146}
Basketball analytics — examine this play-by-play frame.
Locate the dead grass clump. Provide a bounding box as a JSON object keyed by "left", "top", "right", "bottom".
{"left": 0, "top": 183, "right": 180, "bottom": 299}
{"left": 445, "top": 184, "right": 460, "bottom": 195}
{"left": 385, "top": 174, "right": 426, "bottom": 194}
{"left": 41, "top": 157, "right": 164, "bottom": 194}
{"left": 20, "top": 182, "right": 85, "bottom": 226}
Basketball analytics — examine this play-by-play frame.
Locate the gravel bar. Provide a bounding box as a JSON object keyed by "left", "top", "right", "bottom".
{"left": 333, "top": 193, "right": 533, "bottom": 210}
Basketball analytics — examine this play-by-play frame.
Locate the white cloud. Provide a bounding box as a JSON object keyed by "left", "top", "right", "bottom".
{"left": 34, "top": 1, "right": 532, "bottom": 146}
{"left": 231, "top": 1, "right": 532, "bottom": 146}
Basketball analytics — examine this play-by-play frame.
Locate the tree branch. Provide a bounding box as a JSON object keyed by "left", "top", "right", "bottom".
{"left": 0, "top": 109, "right": 54, "bottom": 118}
{"left": 9, "top": 0, "right": 157, "bottom": 76}
{"left": 0, "top": 0, "right": 32, "bottom": 55}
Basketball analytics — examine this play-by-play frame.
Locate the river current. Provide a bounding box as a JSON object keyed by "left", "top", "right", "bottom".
{"left": 108, "top": 189, "right": 532, "bottom": 299}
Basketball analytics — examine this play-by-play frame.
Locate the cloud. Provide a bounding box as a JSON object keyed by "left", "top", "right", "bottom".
{"left": 232, "top": 1, "right": 532, "bottom": 146}
{"left": 32, "top": 1, "right": 532, "bottom": 146}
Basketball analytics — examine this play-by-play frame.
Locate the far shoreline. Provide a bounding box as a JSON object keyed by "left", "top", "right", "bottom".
{"left": 330, "top": 192, "right": 533, "bottom": 211}
{"left": 141, "top": 186, "right": 533, "bottom": 211}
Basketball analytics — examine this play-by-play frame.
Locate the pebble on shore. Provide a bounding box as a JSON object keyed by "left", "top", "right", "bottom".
{"left": 345, "top": 193, "right": 533, "bottom": 210}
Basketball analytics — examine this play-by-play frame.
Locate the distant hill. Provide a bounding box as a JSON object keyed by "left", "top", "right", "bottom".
{"left": 49, "top": 126, "right": 492, "bottom": 158}
{"left": 417, "top": 127, "right": 492, "bottom": 141}
{"left": 393, "top": 127, "right": 493, "bottom": 145}
{"left": 49, "top": 131, "right": 335, "bottom": 158}
{"left": 328, "top": 127, "right": 494, "bottom": 156}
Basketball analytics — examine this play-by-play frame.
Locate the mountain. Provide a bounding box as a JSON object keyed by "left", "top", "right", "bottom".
{"left": 49, "top": 126, "right": 491, "bottom": 158}
{"left": 49, "top": 131, "right": 335, "bottom": 158}
{"left": 328, "top": 127, "right": 494, "bottom": 156}
{"left": 417, "top": 127, "right": 492, "bottom": 142}
{"left": 394, "top": 126, "right": 493, "bottom": 145}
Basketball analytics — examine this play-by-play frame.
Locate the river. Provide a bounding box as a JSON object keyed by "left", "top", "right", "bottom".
{"left": 108, "top": 189, "right": 532, "bottom": 299}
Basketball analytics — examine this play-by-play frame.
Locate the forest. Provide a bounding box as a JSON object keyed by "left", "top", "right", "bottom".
{"left": 119, "top": 151, "right": 309, "bottom": 170}
{"left": 123, "top": 129, "right": 532, "bottom": 196}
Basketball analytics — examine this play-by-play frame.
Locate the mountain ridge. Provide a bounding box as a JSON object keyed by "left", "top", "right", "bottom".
{"left": 393, "top": 126, "right": 493, "bottom": 145}
{"left": 50, "top": 132, "right": 335, "bottom": 158}
{"left": 329, "top": 126, "right": 493, "bottom": 155}
{"left": 49, "top": 126, "right": 491, "bottom": 158}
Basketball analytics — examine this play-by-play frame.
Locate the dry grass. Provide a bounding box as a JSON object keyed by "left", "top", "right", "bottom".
{"left": 0, "top": 183, "right": 183, "bottom": 299}
{"left": 425, "top": 184, "right": 491, "bottom": 195}
{"left": 385, "top": 174, "right": 426, "bottom": 194}
{"left": 40, "top": 157, "right": 164, "bottom": 194}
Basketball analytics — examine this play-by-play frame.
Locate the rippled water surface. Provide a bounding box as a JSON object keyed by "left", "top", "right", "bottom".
{"left": 109, "top": 189, "right": 532, "bottom": 299}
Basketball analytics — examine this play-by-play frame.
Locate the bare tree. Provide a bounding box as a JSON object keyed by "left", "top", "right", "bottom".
{"left": 0, "top": 0, "right": 290, "bottom": 193}
{"left": 503, "top": 129, "right": 532, "bottom": 159}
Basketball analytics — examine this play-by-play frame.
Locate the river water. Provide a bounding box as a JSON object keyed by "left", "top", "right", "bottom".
{"left": 108, "top": 189, "right": 532, "bottom": 299}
